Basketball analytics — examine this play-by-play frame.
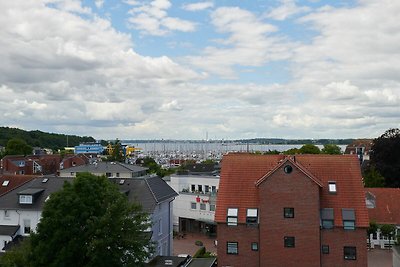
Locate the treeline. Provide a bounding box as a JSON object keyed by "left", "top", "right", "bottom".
{"left": 0, "top": 127, "right": 96, "bottom": 151}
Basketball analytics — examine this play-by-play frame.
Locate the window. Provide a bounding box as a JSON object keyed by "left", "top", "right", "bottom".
{"left": 191, "top": 184, "right": 196, "bottom": 192}
{"left": 191, "top": 202, "right": 197, "bottom": 209}
{"left": 284, "top": 207, "right": 294, "bottom": 218}
{"left": 284, "top": 165, "right": 293, "bottom": 174}
{"left": 200, "top": 203, "right": 206, "bottom": 210}
{"left": 23, "top": 219, "right": 31, "bottom": 234}
{"left": 251, "top": 242, "right": 258, "bottom": 251}
{"left": 342, "top": 209, "right": 355, "bottom": 230}
{"left": 116, "top": 172, "right": 120, "bottom": 178}
{"left": 344, "top": 246, "right": 356, "bottom": 260}
{"left": 2, "top": 180, "right": 9, "bottom": 187}
{"left": 227, "top": 208, "right": 238, "bottom": 226}
{"left": 211, "top": 186, "right": 216, "bottom": 193}
{"left": 328, "top": 182, "right": 337, "bottom": 193}
{"left": 4, "top": 210, "right": 10, "bottom": 219}
{"left": 322, "top": 245, "right": 329, "bottom": 254}
{"left": 198, "top": 185, "right": 203, "bottom": 192}
{"left": 19, "top": 195, "right": 33, "bottom": 204}
{"left": 321, "top": 208, "right": 334, "bottom": 229}
{"left": 210, "top": 204, "right": 216, "bottom": 211}
{"left": 205, "top": 185, "right": 209, "bottom": 193}
{"left": 106, "top": 172, "right": 112, "bottom": 177}
{"left": 227, "top": 242, "right": 238, "bottom": 255}
{"left": 246, "top": 208, "right": 258, "bottom": 225}
{"left": 284, "top": 236, "right": 295, "bottom": 248}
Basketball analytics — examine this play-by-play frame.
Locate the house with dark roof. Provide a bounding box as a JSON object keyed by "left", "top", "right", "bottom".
{"left": 0, "top": 175, "right": 177, "bottom": 256}
{"left": 0, "top": 174, "right": 37, "bottom": 196}
{"left": 59, "top": 161, "right": 148, "bottom": 178}
{"left": 365, "top": 188, "right": 400, "bottom": 248}
{"left": 1, "top": 155, "right": 61, "bottom": 175}
{"left": 215, "top": 153, "right": 369, "bottom": 267}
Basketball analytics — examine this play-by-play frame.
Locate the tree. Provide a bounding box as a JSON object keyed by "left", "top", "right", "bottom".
{"left": 29, "top": 173, "right": 153, "bottom": 267}
{"left": 0, "top": 238, "right": 32, "bottom": 267}
{"left": 107, "top": 139, "right": 125, "bottom": 162}
{"left": 367, "top": 221, "right": 378, "bottom": 246}
{"left": 370, "top": 128, "right": 400, "bottom": 187}
{"left": 380, "top": 224, "right": 396, "bottom": 248}
{"left": 321, "top": 144, "right": 342, "bottom": 155}
{"left": 363, "top": 166, "right": 385, "bottom": 188}
{"left": 5, "top": 138, "right": 32, "bottom": 156}
{"left": 299, "top": 144, "right": 321, "bottom": 154}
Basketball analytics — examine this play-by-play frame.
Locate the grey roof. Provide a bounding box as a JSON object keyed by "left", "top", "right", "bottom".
{"left": 187, "top": 258, "right": 217, "bottom": 267}
{"left": 110, "top": 176, "right": 178, "bottom": 213}
{"left": 0, "top": 176, "right": 177, "bottom": 214}
{"left": 0, "top": 225, "right": 20, "bottom": 236}
{"left": 188, "top": 258, "right": 217, "bottom": 267}
{"left": 146, "top": 176, "right": 178, "bottom": 203}
{"left": 0, "top": 177, "right": 71, "bottom": 210}
{"left": 62, "top": 161, "right": 148, "bottom": 174}
{"left": 146, "top": 256, "right": 191, "bottom": 267}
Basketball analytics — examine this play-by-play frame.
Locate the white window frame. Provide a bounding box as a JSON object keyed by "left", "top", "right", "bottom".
{"left": 246, "top": 208, "right": 258, "bottom": 225}
{"left": 328, "top": 182, "right": 337, "bottom": 193}
{"left": 2, "top": 180, "right": 9, "bottom": 187}
{"left": 19, "top": 195, "right": 33, "bottom": 204}
{"left": 227, "top": 208, "right": 238, "bottom": 226}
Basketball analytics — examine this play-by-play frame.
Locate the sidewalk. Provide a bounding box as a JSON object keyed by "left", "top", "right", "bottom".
{"left": 173, "top": 232, "right": 217, "bottom": 256}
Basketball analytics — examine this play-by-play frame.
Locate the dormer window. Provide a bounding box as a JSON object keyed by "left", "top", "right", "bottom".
{"left": 328, "top": 182, "right": 337, "bottom": 193}
{"left": 18, "top": 188, "right": 44, "bottom": 205}
{"left": 19, "top": 195, "right": 33, "bottom": 204}
{"left": 227, "top": 208, "right": 238, "bottom": 226}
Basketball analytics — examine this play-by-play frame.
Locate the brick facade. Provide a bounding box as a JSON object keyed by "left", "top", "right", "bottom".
{"left": 216, "top": 154, "right": 368, "bottom": 267}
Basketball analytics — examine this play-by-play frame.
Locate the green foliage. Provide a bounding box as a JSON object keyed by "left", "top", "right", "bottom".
{"left": 299, "top": 144, "right": 321, "bottom": 154}
{"left": 5, "top": 138, "right": 32, "bottom": 156}
{"left": 0, "top": 238, "right": 32, "bottom": 267}
{"left": 371, "top": 128, "right": 400, "bottom": 187}
{"left": 368, "top": 221, "right": 378, "bottom": 236}
{"left": 380, "top": 224, "right": 396, "bottom": 239}
{"left": 321, "top": 144, "right": 342, "bottom": 155}
{"left": 0, "top": 127, "right": 97, "bottom": 151}
{"left": 283, "top": 148, "right": 300, "bottom": 155}
{"left": 136, "top": 157, "right": 175, "bottom": 177}
{"left": 363, "top": 166, "right": 385, "bottom": 187}
{"left": 107, "top": 139, "right": 125, "bottom": 162}
{"left": 193, "top": 246, "right": 206, "bottom": 258}
{"left": 264, "top": 150, "right": 280, "bottom": 155}
{"left": 28, "top": 173, "right": 153, "bottom": 267}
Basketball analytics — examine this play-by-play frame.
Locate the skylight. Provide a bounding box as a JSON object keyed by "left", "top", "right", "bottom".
{"left": 2, "top": 180, "right": 10, "bottom": 187}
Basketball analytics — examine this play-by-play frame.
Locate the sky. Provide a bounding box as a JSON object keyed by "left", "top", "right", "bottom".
{"left": 1, "top": 0, "right": 399, "bottom": 140}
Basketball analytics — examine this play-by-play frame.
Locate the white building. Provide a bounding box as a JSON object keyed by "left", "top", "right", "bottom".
{"left": 166, "top": 174, "right": 220, "bottom": 236}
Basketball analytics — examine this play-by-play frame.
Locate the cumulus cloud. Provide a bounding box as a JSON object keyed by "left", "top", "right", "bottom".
{"left": 187, "top": 7, "right": 292, "bottom": 78}
{"left": 127, "top": 0, "right": 196, "bottom": 36}
{"left": 182, "top": 2, "right": 214, "bottom": 11}
{"left": 265, "top": 0, "right": 310, "bottom": 21}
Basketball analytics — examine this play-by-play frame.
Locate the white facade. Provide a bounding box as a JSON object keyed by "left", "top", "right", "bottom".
{"left": 166, "top": 175, "right": 219, "bottom": 232}
{"left": 0, "top": 209, "right": 41, "bottom": 252}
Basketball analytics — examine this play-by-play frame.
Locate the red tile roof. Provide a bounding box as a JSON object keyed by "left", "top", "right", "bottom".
{"left": 215, "top": 153, "right": 369, "bottom": 228}
{"left": 0, "top": 174, "right": 38, "bottom": 196}
{"left": 365, "top": 188, "right": 400, "bottom": 225}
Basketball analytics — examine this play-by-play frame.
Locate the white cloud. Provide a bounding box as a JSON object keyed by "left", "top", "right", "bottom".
{"left": 186, "top": 6, "right": 291, "bottom": 78}
{"left": 182, "top": 2, "right": 214, "bottom": 11}
{"left": 127, "top": 0, "right": 196, "bottom": 36}
{"left": 95, "top": 0, "right": 104, "bottom": 9}
{"left": 265, "top": 0, "right": 310, "bottom": 21}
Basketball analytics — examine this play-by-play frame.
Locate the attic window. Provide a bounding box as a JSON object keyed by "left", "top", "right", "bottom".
{"left": 2, "top": 180, "right": 9, "bottom": 187}
{"left": 328, "top": 182, "right": 337, "bottom": 193}
{"left": 284, "top": 165, "right": 293, "bottom": 174}
{"left": 19, "top": 195, "right": 33, "bottom": 204}
{"left": 227, "top": 208, "right": 238, "bottom": 226}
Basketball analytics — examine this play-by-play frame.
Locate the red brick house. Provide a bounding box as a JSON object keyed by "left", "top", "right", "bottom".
{"left": 215, "top": 154, "right": 368, "bottom": 267}
{"left": 1, "top": 155, "right": 61, "bottom": 175}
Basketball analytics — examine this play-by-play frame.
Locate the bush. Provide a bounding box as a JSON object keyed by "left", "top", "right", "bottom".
{"left": 193, "top": 246, "right": 206, "bottom": 258}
